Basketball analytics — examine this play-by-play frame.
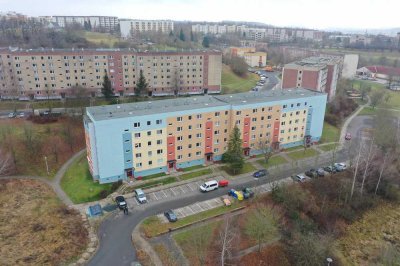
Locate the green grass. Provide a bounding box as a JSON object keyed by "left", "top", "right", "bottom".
{"left": 141, "top": 202, "right": 241, "bottom": 238}
{"left": 287, "top": 148, "right": 319, "bottom": 160}
{"left": 353, "top": 80, "right": 400, "bottom": 110}
{"left": 80, "top": 31, "right": 120, "bottom": 47}
{"left": 320, "top": 122, "right": 340, "bottom": 143}
{"left": 129, "top": 176, "right": 178, "bottom": 191}
{"left": 358, "top": 106, "right": 377, "bottom": 116}
{"left": 281, "top": 146, "right": 303, "bottom": 152}
{"left": 257, "top": 155, "right": 288, "bottom": 168}
{"left": 142, "top": 172, "right": 167, "bottom": 180}
{"left": 179, "top": 169, "right": 213, "bottom": 181}
{"left": 318, "top": 143, "right": 339, "bottom": 152}
{"left": 221, "top": 64, "right": 259, "bottom": 94}
{"left": 181, "top": 164, "right": 205, "bottom": 172}
{"left": 61, "top": 154, "right": 116, "bottom": 204}
{"left": 220, "top": 162, "right": 256, "bottom": 176}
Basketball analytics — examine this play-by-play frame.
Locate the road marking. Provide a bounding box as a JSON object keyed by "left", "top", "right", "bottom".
{"left": 187, "top": 183, "right": 196, "bottom": 191}
{"left": 187, "top": 206, "right": 196, "bottom": 214}
{"left": 205, "top": 201, "right": 213, "bottom": 209}
{"left": 195, "top": 203, "right": 205, "bottom": 211}
{"left": 179, "top": 185, "right": 187, "bottom": 194}
{"left": 153, "top": 192, "right": 159, "bottom": 201}
{"left": 170, "top": 187, "right": 179, "bottom": 196}
{"left": 161, "top": 190, "right": 168, "bottom": 198}
{"left": 185, "top": 184, "right": 192, "bottom": 192}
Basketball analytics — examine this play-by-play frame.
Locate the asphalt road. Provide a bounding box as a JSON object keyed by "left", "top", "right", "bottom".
{"left": 346, "top": 115, "right": 374, "bottom": 139}
{"left": 260, "top": 70, "right": 280, "bottom": 91}
{"left": 88, "top": 149, "right": 348, "bottom": 266}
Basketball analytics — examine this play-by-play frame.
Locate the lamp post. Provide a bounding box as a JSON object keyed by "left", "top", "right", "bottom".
{"left": 327, "top": 257, "right": 333, "bottom": 266}
{"left": 44, "top": 156, "right": 49, "bottom": 175}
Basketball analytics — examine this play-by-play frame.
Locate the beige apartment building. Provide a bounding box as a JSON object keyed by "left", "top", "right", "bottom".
{"left": 119, "top": 19, "right": 174, "bottom": 38}
{"left": 0, "top": 48, "right": 221, "bottom": 100}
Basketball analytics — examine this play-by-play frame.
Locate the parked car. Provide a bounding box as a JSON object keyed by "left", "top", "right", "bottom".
{"left": 218, "top": 179, "right": 229, "bottom": 187}
{"left": 345, "top": 133, "right": 352, "bottom": 140}
{"left": 324, "top": 166, "right": 337, "bottom": 173}
{"left": 222, "top": 196, "right": 231, "bottom": 206}
{"left": 17, "top": 112, "right": 25, "bottom": 118}
{"left": 8, "top": 112, "right": 16, "bottom": 118}
{"left": 334, "top": 162, "right": 347, "bottom": 172}
{"left": 293, "top": 174, "right": 306, "bottom": 183}
{"left": 200, "top": 180, "right": 219, "bottom": 192}
{"left": 115, "top": 195, "right": 128, "bottom": 210}
{"left": 164, "top": 209, "right": 178, "bottom": 222}
{"left": 305, "top": 169, "right": 318, "bottom": 178}
{"left": 317, "top": 168, "right": 325, "bottom": 177}
{"left": 253, "top": 169, "right": 268, "bottom": 178}
{"left": 228, "top": 189, "right": 244, "bottom": 200}
{"left": 242, "top": 188, "right": 254, "bottom": 199}
{"left": 135, "top": 188, "right": 147, "bottom": 204}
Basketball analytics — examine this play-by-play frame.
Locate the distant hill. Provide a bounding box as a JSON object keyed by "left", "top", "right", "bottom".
{"left": 327, "top": 28, "right": 400, "bottom": 36}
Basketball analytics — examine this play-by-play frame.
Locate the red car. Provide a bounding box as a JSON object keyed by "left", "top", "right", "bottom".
{"left": 345, "top": 133, "right": 352, "bottom": 140}
{"left": 218, "top": 179, "right": 229, "bottom": 187}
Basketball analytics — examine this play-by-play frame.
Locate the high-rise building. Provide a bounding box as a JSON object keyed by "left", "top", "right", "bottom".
{"left": 281, "top": 56, "right": 342, "bottom": 101}
{"left": 84, "top": 88, "right": 327, "bottom": 183}
{"left": 51, "top": 16, "right": 119, "bottom": 32}
{"left": 119, "top": 19, "right": 174, "bottom": 38}
{"left": 0, "top": 48, "right": 221, "bottom": 100}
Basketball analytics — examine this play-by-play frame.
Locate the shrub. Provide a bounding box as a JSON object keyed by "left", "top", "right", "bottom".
{"left": 111, "top": 180, "right": 123, "bottom": 191}
{"left": 98, "top": 189, "right": 109, "bottom": 199}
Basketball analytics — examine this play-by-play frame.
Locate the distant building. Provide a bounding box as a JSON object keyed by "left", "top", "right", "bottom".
{"left": 342, "top": 54, "right": 359, "bottom": 79}
{"left": 229, "top": 47, "right": 267, "bottom": 67}
{"left": 85, "top": 88, "right": 327, "bottom": 183}
{"left": 349, "top": 34, "right": 372, "bottom": 46}
{"left": 0, "top": 48, "right": 221, "bottom": 100}
{"left": 282, "top": 56, "right": 342, "bottom": 101}
{"left": 239, "top": 40, "right": 268, "bottom": 51}
{"left": 51, "top": 16, "right": 119, "bottom": 32}
{"left": 356, "top": 65, "right": 400, "bottom": 80}
{"left": 119, "top": 19, "right": 174, "bottom": 38}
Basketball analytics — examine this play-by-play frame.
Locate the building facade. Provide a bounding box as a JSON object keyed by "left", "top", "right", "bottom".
{"left": 51, "top": 16, "right": 119, "bottom": 32}
{"left": 281, "top": 56, "right": 342, "bottom": 101}
{"left": 120, "top": 19, "right": 174, "bottom": 38}
{"left": 229, "top": 47, "right": 267, "bottom": 67}
{"left": 85, "top": 89, "right": 327, "bottom": 183}
{"left": 0, "top": 48, "right": 221, "bottom": 100}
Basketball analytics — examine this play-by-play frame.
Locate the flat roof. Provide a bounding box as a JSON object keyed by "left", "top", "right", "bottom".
{"left": 87, "top": 88, "right": 325, "bottom": 121}
{"left": 285, "top": 56, "right": 341, "bottom": 69}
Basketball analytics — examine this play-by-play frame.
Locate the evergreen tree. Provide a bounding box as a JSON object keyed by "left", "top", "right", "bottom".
{"left": 135, "top": 70, "right": 148, "bottom": 96}
{"left": 179, "top": 28, "right": 185, "bottom": 41}
{"left": 101, "top": 73, "right": 113, "bottom": 99}
{"left": 222, "top": 126, "right": 244, "bottom": 174}
{"left": 169, "top": 30, "right": 174, "bottom": 37}
{"left": 202, "top": 36, "right": 210, "bottom": 48}
{"left": 190, "top": 30, "right": 194, "bottom": 42}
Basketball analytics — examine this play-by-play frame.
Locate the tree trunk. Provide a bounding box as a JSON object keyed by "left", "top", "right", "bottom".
{"left": 375, "top": 154, "right": 388, "bottom": 195}
{"left": 360, "top": 139, "right": 374, "bottom": 196}
{"left": 351, "top": 140, "right": 363, "bottom": 200}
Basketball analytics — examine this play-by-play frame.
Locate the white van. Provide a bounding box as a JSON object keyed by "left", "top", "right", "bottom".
{"left": 135, "top": 189, "right": 147, "bottom": 204}
{"left": 200, "top": 180, "right": 219, "bottom": 192}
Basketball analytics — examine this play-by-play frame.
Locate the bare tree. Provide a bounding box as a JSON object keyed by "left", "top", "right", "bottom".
{"left": 360, "top": 138, "right": 375, "bottom": 196}
{"left": 375, "top": 153, "right": 389, "bottom": 195}
{"left": 0, "top": 149, "right": 11, "bottom": 176}
{"left": 257, "top": 139, "right": 273, "bottom": 164}
{"left": 351, "top": 139, "right": 363, "bottom": 200}
{"left": 217, "top": 216, "right": 237, "bottom": 266}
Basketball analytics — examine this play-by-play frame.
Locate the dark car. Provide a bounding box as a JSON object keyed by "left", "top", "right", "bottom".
{"left": 324, "top": 166, "right": 337, "bottom": 173}
{"left": 253, "top": 169, "right": 268, "bottom": 178}
{"left": 164, "top": 209, "right": 178, "bottom": 222}
{"left": 115, "top": 195, "right": 127, "bottom": 210}
{"left": 305, "top": 169, "right": 318, "bottom": 178}
{"left": 242, "top": 188, "right": 254, "bottom": 199}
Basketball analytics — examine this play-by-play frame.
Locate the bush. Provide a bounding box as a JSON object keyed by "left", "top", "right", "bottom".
{"left": 98, "top": 189, "right": 109, "bottom": 199}
{"left": 111, "top": 180, "right": 123, "bottom": 191}
{"left": 230, "top": 56, "right": 248, "bottom": 76}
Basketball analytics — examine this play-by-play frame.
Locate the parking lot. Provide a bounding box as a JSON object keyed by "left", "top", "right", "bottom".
{"left": 126, "top": 176, "right": 225, "bottom": 208}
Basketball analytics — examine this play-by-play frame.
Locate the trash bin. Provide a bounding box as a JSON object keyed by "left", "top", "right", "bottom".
{"left": 136, "top": 176, "right": 143, "bottom": 180}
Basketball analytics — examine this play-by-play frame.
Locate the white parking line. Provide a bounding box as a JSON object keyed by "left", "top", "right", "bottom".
{"left": 161, "top": 190, "right": 168, "bottom": 198}
{"left": 205, "top": 201, "right": 213, "bottom": 209}
{"left": 187, "top": 183, "right": 196, "bottom": 191}
{"left": 185, "top": 184, "right": 192, "bottom": 192}
{"left": 188, "top": 206, "right": 196, "bottom": 214}
{"left": 153, "top": 192, "right": 159, "bottom": 201}
{"left": 170, "top": 187, "right": 179, "bottom": 196}
{"left": 195, "top": 203, "right": 205, "bottom": 211}
{"left": 179, "top": 185, "right": 187, "bottom": 194}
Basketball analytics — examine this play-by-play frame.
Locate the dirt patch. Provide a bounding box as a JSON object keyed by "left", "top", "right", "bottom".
{"left": 239, "top": 243, "right": 291, "bottom": 266}
{"left": 0, "top": 179, "right": 88, "bottom": 265}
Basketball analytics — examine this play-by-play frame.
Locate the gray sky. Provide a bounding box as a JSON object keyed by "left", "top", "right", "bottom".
{"left": 1, "top": 0, "right": 399, "bottom": 30}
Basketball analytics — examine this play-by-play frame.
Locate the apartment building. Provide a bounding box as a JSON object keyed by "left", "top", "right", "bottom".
{"left": 52, "top": 16, "right": 119, "bottom": 32}
{"left": 120, "top": 19, "right": 174, "bottom": 38}
{"left": 229, "top": 47, "right": 267, "bottom": 67}
{"left": 85, "top": 88, "right": 327, "bottom": 183}
{"left": 282, "top": 56, "right": 342, "bottom": 101}
{"left": 0, "top": 48, "right": 221, "bottom": 100}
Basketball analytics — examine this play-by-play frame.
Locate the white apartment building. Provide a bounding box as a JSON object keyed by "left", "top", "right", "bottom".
{"left": 52, "top": 16, "right": 119, "bottom": 32}
{"left": 119, "top": 19, "right": 174, "bottom": 38}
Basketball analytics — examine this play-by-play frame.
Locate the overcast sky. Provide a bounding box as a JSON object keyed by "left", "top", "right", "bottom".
{"left": 1, "top": 0, "right": 399, "bottom": 30}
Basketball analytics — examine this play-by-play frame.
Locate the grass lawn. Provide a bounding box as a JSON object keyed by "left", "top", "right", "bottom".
{"left": 141, "top": 202, "right": 241, "bottom": 238}
{"left": 61, "top": 154, "right": 117, "bottom": 204}
{"left": 181, "top": 164, "right": 205, "bottom": 172}
{"left": 281, "top": 146, "right": 303, "bottom": 152}
{"left": 358, "top": 106, "right": 377, "bottom": 116}
{"left": 257, "top": 155, "right": 288, "bottom": 168}
{"left": 173, "top": 221, "right": 221, "bottom": 265}
{"left": 179, "top": 169, "right": 213, "bottom": 181}
{"left": 80, "top": 31, "right": 120, "bottom": 47}
{"left": 220, "top": 162, "right": 256, "bottom": 176}
{"left": 353, "top": 80, "right": 400, "bottom": 110}
{"left": 287, "top": 148, "right": 319, "bottom": 160}
{"left": 318, "top": 143, "right": 339, "bottom": 152}
{"left": 142, "top": 172, "right": 166, "bottom": 180}
{"left": 127, "top": 176, "right": 178, "bottom": 192}
{"left": 221, "top": 64, "right": 259, "bottom": 94}
{"left": 320, "top": 122, "right": 340, "bottom": 143}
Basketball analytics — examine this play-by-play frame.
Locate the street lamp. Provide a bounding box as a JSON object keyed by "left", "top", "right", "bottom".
{"left": 327, "top": 257, "right": 333, "bottom": 266}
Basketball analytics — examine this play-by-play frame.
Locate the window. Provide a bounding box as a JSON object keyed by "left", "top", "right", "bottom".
{"left": 177, "top": 126, "right": 183, "bottom": 132}
{"left": 251, "top": 135, "right": 256, "bottom": 140}
{"left": 157, "top": 139, "right": 162, "bottom": 145}
{"left": 177, "top": 155, "right": 183, "bottom": 160}
{"left": 188, "top": 144, "right": 192, "bottom": 148}
{"left": 283, "top": 105, "right": 287, "bottom": 109}
{"left": 253, "top": 108, "right": 257, "bottom": 113}
{"left": 134, "top": 133, "right": 141, "bottom": 138}
{"left": 196, "top": 124, "right": 202, "bottom": 129}
{"left": 188, "top": 134, "right": 192, "bottom": 139}
{"left": 267, "top": 115, "right": 272, "bottom": 120}
{"left": 236, "top": 120, "right": 241, "bottom": 125}
{"left": 188, "top": 125, "right": 192, "bottom": 130}
{"left": 147, "top": 131, "right": 152, "bottom": 136}
{"left": 135, "top": 143, "right": 141, "bottom": 148}
{"left": 177, "top": 136, "right": 183, "bottom": 141}
{"left": 236, "top": 111, "right": 241, "bottom": 115}
{"left": 214, "top": 148, "right": 219, "bottom": 153}
{"left": 157, "top": 129, "right": 163, "bottom": 134}
{"left": 215, "top": 121, "right": 220, "bottom": 126}
{"left": 282, "top": 113, "right": 287, "bottom": 118}
{"left": 148, "top": 141, "right": 152, "bottom": 146}
{"left": 196, "top": 151, "right": 201, "bottom": 156}
{"left": 177, "top": 146, "right": 182, "bottom": 150}
{"left": 135, "top": 153, "right": 142, "bottom": 158}
{"left": 148, "top": 161, "right": 153, "bottom": 166}
{"left": 196, "top": 133, "right": 202, "bottom": 138}
{"left": 136, "top": 162, "right": 142, "bottom": 167}
{"left": 157, "top": 149, "right": 163, "bottom": 154}
{"left": 124, "top": 139, "right": 130, "bottom": 143}
{"left": 125, "top": 150, "right": 131, "bottom": 153}
{"left": 148, "top": 151, "right": 152, "bottom": 156}
{"left": 296, "top": 111, "right": 300, "bottom": 115}
{"left": 147, "top": 121, "right": 151, "bottom": 125}
{"left": 197, "top": 114, "right": 202, "bottom": 119}
{"left": 215, "top": 112, "right": 220, "bottom": 117}
{"left": 188, "top": 153, "right": 192, "bottom": 158}
{"left": 214, "top": 130, "right": 220, "bottom": 135}
{"left": 251, "top": 126, "right": 256, "bottom": 131}
{"left": 156, "top": 119, "right": 162, "bottom": 124}
{"left": 177, "top": 116, "right": 183, "bottom": 122}
{"left": 188, "top": 115, "right": 192, "bottom": 120}
{"left": 196, "top": 142, "right": 201, "bottom": 147}
{"left": 134, "top": 122, "right": 141, "bottom": 128}
{"left": 297, "top": 103, "right": 301, "bottom": 106}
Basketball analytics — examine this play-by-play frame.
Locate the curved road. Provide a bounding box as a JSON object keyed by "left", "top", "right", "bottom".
{"left": 89, "top": 148, "right": 349, "bottom": 266}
